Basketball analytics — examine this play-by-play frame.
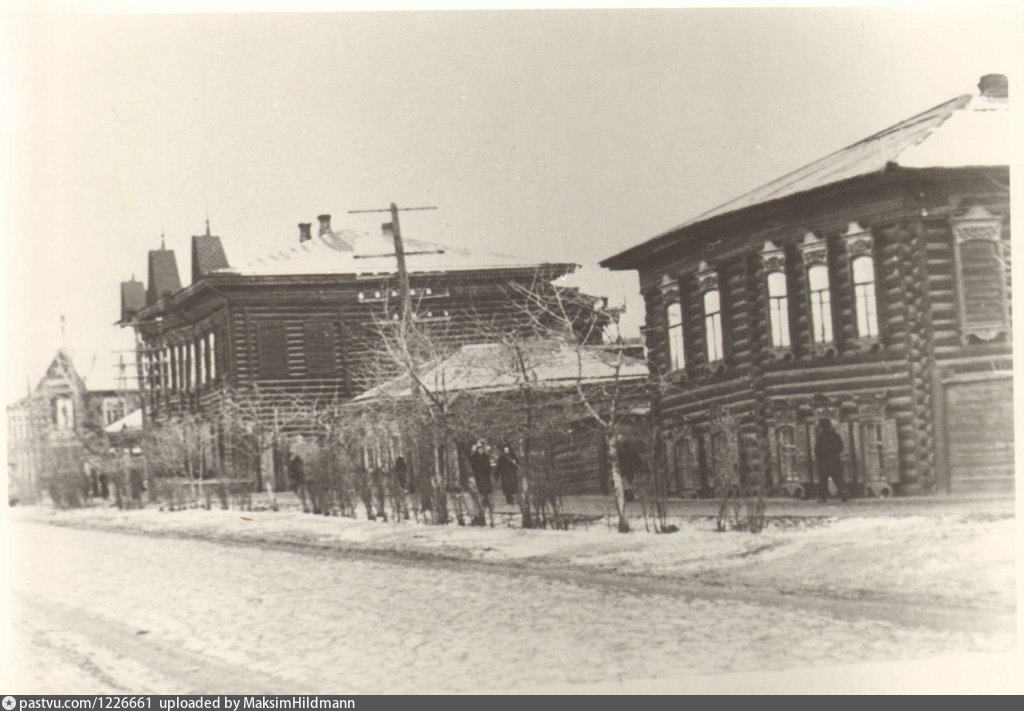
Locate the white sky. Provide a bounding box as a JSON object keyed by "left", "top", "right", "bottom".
{"left": 2, "top": 2, "right": 1022, "bottom": 400}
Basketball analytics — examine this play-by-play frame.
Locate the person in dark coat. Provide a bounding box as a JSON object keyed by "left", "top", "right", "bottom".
{"left": 469, "top": 441, "right": 493, "bottom": 498}
{"left": 616, "top": 436, "right": 642, "bottom": 502}
{"left": 814, "top": 418, "right": 846, "bottom": 503}
{"left": 288, "top": 453, "right": 308, "bottom": 511}
{"left": 393, "top": 456, "right": 408, "bottom": 491}
{"left": 495, "top": 444, "right": 519, "bottom": 505}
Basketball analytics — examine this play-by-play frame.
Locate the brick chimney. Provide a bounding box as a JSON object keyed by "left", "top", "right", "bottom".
{"left": 978, "top": 74, "right": 1008, "bottom": 98}
{"left": 317, "top": 214, "right": 332, "bottom": 236}
{"left": 299, "top": 222, "right": 312, "bottom": 243}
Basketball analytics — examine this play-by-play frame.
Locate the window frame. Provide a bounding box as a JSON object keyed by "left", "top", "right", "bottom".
{"left": 696, "top": 261, "right": 725, "bottom": 366}
{"left": 758, "top": 240, "right": 794, "bottom": 357}
{"left": 766, "top": 271, "right": 791, "bottom": 348}
{"left": 950, "top": 205, "right": 1010, "bottom": 343}
{"left": 658, "top": 275, "right": 686, "bottom": 374}
{"left": 841, "top": 222, "right": 881, "bottom": 343}
{"left": 702, "top": 288, "right": 724, "bottom": 363}
{"left": 665, "top": 300, "right": 686, "bottom": 372}
{"left": 807, "top": 264, "right": 834, "bottom": 345}
{"left": 798, "top": 232, "right": 835, "bottom": 348}
{"left": 851, "top": 255, "right": 879, "bottom": 339}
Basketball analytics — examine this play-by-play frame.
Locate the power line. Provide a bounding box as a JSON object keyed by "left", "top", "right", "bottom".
{"left": 347, "top": 203, "right": 440, "bottom": 322}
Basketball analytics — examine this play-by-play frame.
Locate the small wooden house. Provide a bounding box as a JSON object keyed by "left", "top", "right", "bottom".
{"left": 351, "top": 339, "right": 650, "bottom": 496}
{"left": 601, "top": 75, "right": 1012, "bottom": 497}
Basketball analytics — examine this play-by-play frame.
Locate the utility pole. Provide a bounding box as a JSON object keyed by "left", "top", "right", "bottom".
{"left": 348, "top": 203, "right": 440, "bottom": 322}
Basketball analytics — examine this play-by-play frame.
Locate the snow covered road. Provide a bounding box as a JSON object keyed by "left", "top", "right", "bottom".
{"left": 4, "top": 522, "right": 1015, "bottom": 694}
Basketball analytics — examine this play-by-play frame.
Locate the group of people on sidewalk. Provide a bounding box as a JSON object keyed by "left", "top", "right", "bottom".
{"left": 283, "top": 420, "right": 850, "bottom": 513}
{"left": 468, "top": 440, "right": 520, "bottom": 506}
{"left": 283, "top": 437, "right": 523, "bottom": 517}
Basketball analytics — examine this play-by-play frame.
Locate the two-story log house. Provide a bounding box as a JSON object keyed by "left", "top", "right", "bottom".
{"left": 602, "top": 75, "right": 1012, "bottom": 497}
{"left": 119, "top": 214, "right": 578, "bottom": 485}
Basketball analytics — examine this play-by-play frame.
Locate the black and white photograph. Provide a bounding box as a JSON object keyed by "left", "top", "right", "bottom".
{"left": 1, "top": 0, "right": 1021, "bottom": 697}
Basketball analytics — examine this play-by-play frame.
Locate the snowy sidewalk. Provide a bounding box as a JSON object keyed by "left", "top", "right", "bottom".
{"left": 7, "top": 498, "right": 1016, "bottom": 618}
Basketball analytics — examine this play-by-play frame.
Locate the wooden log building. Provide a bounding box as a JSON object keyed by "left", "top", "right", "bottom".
{"left": 601, "top": 74, "right": 1013, "bottom": 497}
{"left": 352, "top": 339, "right": 650, "bottom": 495}
{"left": 118, "top": 214, "right": 578, "bottom": 485}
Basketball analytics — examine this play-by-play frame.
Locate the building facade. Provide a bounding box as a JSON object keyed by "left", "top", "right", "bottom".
{"left": 119, "top": 214, "right": 580, "bottom": 485}
{"left": 6, "top": 350, "right": 141, "bottom": 503}
{"left": 602, "top": 75, "right": 1012, "bottom": 497}
{"left": 353, "top": 339, "right": 650, "bottom": 497}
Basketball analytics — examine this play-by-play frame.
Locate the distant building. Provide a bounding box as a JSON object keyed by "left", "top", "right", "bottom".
{"left": 6, "top": 349, "right": 140, "bottom": 503}
{"left": 119, "top": 215, "right": 582, "bottom": 487}
{"left": 601, "top": 74, "right": 1012, "bottom": 497}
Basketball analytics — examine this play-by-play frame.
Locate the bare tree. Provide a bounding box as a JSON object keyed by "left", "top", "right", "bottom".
{"left": 216, "top": 384, "right": 328, "bottom": 509}
{"left": 504, "top": 278, "right": 644, "bottom": 533}
{"left": 143, "top": 411, "right": 209, "bottom": 509}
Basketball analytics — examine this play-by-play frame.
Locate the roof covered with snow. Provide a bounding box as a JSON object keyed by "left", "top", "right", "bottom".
{"left": 354, "top": 339, "right": 649, "bottom": 402}
{"left": 603, "top": 77, "right": 1010, "bottom": 269}
{"left": 216, "top": 227, "right": 570, "bottom": 278}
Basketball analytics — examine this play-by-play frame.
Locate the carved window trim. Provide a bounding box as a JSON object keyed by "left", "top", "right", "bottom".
{"left": 658, "top": 274, "right": 686, "bottom": 374}
{"left": 759, "top": 240, "right": 793, "bottom": 357}
{"left": 798, "top": 231, "right": 837, "bottom": 354}
{"left": 696, "top": 261, "right": 725, "bottom": 370}
{"left": 841, "top": 222, "right": 881, "bottom": 344}
{"left": 950, "top": 206, "right": 1010, "bottom": 343}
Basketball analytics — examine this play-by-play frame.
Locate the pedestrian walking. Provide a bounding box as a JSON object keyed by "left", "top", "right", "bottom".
{"left": 814, "top": 418, "right": 846, "bottom": 502}
{"left": 495, "top": 444, "right": 519, "bottom": 505}
{"left": 468, "top": 440, "right": 494, "bottom": 525}
{"left": 288, "top": 452, "right": 309, "bottom": 511}
{"left": 469, "top": 441, "right": 493, "bottom": 498}
{"left": 393, "top": 456, "right": 408, "bottom": 491}
{"left": 616, "top": 435, "right": 642, "bottom": 502}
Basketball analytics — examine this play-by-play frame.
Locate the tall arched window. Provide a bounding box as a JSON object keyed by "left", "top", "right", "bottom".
{"left": 852, "top": 255, "right": 879, "bottom": 338}
{"left": 209, "top": 332, "right": 217, "bottom": 381}
{"left": 766, "top": 271, "right": 791, "bottom": 347}
{"left": 666, "top": 301, "right": 685, "bottom": 371}
{"left": 807, "top": 264, "right": 834, "bottom": 344}
{"left": 704, "top": 289, "right": 724, "bottom": 362}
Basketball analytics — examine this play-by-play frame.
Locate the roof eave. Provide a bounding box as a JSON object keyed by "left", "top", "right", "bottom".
{"left": 600, "top": 169, "right": 902, "bottom": 272}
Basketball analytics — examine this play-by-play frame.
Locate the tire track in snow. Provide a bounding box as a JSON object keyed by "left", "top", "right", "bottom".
{"left": 27, "top": 517, "right": 1015, "bottom": 636}
{"left": 14, "top": 592, "right": 300, "bottom": 694}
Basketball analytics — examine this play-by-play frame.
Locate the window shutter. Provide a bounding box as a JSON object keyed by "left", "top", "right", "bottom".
{"left": 881, "top": 420, "right": 900, "bottom": 482}
{"left": 850, "top": 422, "right": 864, "bottom": 486}
{"left": 739, "top": 431, "right": 761, "bottom": 489}
{"left": 257, "top": 323, "right": 288, "bottom": 379}
{"left": 768, "top": 428, "right": 781, "bottom": 487}
{"left": 684, "top": 437, "right": 699, "bottom": 491}
{"left": 838, "top": 422, "right": 855, "bottom": 485}
{"left": 960, "top": 240, "right": 1006, "bottom": 327}
{"left": 699, "top": 432, "right": 713, "bottom": 492}
{"left": 862, "top": 422, "right": 882, "bottom": 481}
{"left": 794, "top": 425, "right": 811, "bottom": 483}
{"left": 304, "top": 322, "right": 338, "bottom": 377}
{"left": 951, "top": 207, "right": 1009, "bottom": 341}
